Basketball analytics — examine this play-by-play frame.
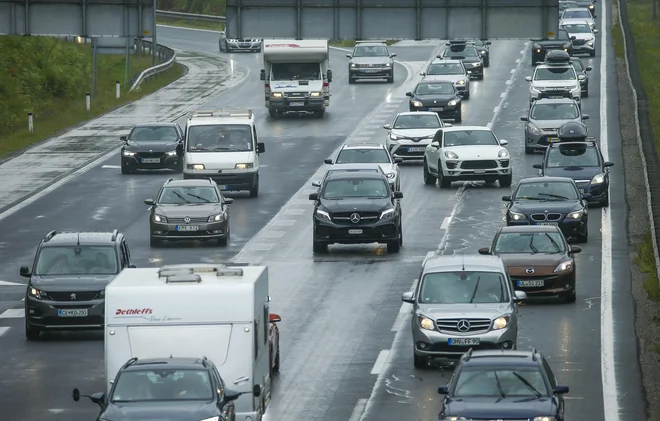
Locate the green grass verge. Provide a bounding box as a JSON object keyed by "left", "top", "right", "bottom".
{"left": 329, "top": 40, "right": 399, "bottom": 48}
{"left": 0, "top": 37, "right": 185, "bottom": 158}
{"left": 636, "top": 233, "right": 660, "bottom": 301}
{"left": 157, "top": 17, "right": 225, "bottom": 32}
{"left": 611, "top": 0, "right": 626, "bottom": 58}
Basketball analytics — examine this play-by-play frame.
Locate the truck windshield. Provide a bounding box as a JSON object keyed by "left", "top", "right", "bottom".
{"left": 35, "top": 246, "right": 118, "bottom": 276}
{"left": 111, "top": 369, "right": 213, "bottom": 402}
{"left": 271, "top": 63, "right": 320, "bottom": 80}
{"left": 187, "top": 124, "right": 253, "bottom": 152}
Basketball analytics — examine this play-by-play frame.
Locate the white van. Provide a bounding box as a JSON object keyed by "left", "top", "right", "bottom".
{"left": 183, "top": 110, "right": 265, "bottom": 197}
{"left": 104, "top": 264, "right": 275, "bottom": 421}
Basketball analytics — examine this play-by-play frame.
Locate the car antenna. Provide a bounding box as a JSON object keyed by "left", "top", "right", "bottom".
{"left": 461, "top": 252, "right": 465, "bottom": 270}
{"left": 77, "top": 232, "right": 80, "bottom": 246}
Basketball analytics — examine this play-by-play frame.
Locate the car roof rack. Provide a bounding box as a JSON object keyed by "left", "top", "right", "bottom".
{"left": 158, "top": 264, "right": 244, "bottom": 284}
{"left": 446, "top": 39, "right": 468, "bottom": 45}
{"left": 164, "top": 177, "right": 174, "bottom": 184}
{"left": 355, "top": 40, "right": 388, "bottom": 44}
{"left": 111, "top": 229, "right": 119, "bottom": 242}
{"left": 122, "top": 357, "right": 139, "bottom": 369}
{"left": 189, "top": 110, "right": 253, "bottom": 119}
{"left": 43, "top": 230, "right": 58, "bottom": 242}
{"left": 201, "top": 356, "right": 209, "bottom": 367}
{"left": 549, "top": 139, "right": 597, "bottom": 147}
{"left": 531, "top": 348, "right": 538, "bottom": 361}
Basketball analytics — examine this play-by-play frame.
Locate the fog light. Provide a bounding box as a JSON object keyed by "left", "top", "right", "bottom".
{"left": 565, "top": 284, "right": 571, "bottom": 289}
{"left": 416, "top": 341, "right": 429, "bottom": 350}
{"left": 153, "top": 231, "right": 164, "bottom": 235}
{"left": 501, "top": 341, "right": 513, "bottom": 349}
{"left": 211, "top": 230, "right": 224, "bottom": 234}
{"left": 29, "top": 309, "right": 35, "bottom": 314}
{"left": 528, "top": 138, "right": 534, "bottom": 143}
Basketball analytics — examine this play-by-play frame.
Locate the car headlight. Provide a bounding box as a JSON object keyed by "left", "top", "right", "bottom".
{"left": 389, "top": 134, "right": 403, "bottom": 141}
{"left": 444, "top": 151, "right": 458, "bottom": 159}
{"left": 509, "top": 211, "right": 527, "bottom": 221}
{"left": 591, "top": 173, "right": 605, "bottom": 184}
{"left": 589, "top": 4, "right": 594, "bottom": 8}
{"left": 271, "top": 92, "right": 282, "bottom": 98}
{"left": 533, "top": 417, "right": 557, "bottom": 421}
{"left": 411, "top": 100, "right": 423, "bottom": 107}
{"left": 418, "top": 315, "right": 435, "bottom": 331}
{"left": 208, "top": 214, "right": 224, "bottom": 222}
{"left": 380, "top": 208, "right": 396, "bottom": 220}
{"left": 165, "top": 150, "right": 177, "bottom": 156}
{"left": 385, "top": 173, "right": 396, "bottom": 180}
{"left": 315, "top": 209, "right": 331, "bottom": 222}
{"left": 455, "top": 79, "right": 466, "bottom": 86}
{"left": 571, "top": 85, "right": 580, "bottom": 93}
{"left": 554, "top": 261, "right": 573, "bottom": 273}
{"left": 531, "top": 86, "right": 541, "bottom": 93}
{"left": 567, "top": 210, "right": 584, "bottom": 219}
{"left": 493, "top": 315, "right": 510, "bottom": 330}
{"left": 385, "top": 63, "right": 391, "bottom": 67}
{"left": 235, "top": 163, "right": 254, "bottom": 169}
{"left": 480, "top": 50, "right": 487, "bottom": 54}
{"left": 471, "top": 62, "right": 481, "bottom": 67}
{"left": 350, "top": 63, "right": 357, "bottom": 68}
{"left": 448, "top": 100, "right": 459, "bottom": 106}
{"left": 28, "top": 286, "right": 44, "bottom": 300}
{"left": 527, "top": 124, "right": 542, "bottom": 135}
{"left": 187, "top": 164, "right": 205, "bottom": 170}
{"left": 588, "top": 41, "right": 594, "bottom": 46}
{"left": 122, "top": 150, "right": 135, "bottom": 156}
{"left": 310, "top": 92, "right": 322, "bottom": 97}
{"left": 498, "top": 149, "right": 509, "bottom": 158}
{"left": 153, "top": 214, "right": 167, "bottom": 223}
{"left": 563, "top": 43, "right": 571, "bottom": 49}
{"left": 200, "top": 417, "right": 221, "bottom": 421}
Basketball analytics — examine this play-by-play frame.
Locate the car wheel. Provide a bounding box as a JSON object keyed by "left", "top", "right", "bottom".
{"left": 387, "top": 236, "right": 401, "bottom": 252}
{"left": 477, "top": 74, "right": 484, "bottom": 80}
{"left": 218, "top": 226, "right": 230, "bottom": 246}
{"left": 563, "top": 290, "right": 577, "bottom": 303}
{"left": 387, "top": 71, "right": 394, "bottom": 83}
{"left": 484, "top": 59, "right": 490, "bottom": 68}
{"left": 455, "top": 110, "right": 462, "bottom": 123}
{"left": 150, "top": 236, "right": 162, "bottom": 247}
{"left": 413, "top": 350, "right": 427, "bottom": 368}
{"left": 25, "top": 319, "right": 41, "bottom": 341}
{"left": 274, "top": 349, "right": 280, "bottom": 372}
{"left": 525, "top": 146, "right": 534, "bottom": 155}
{"left": 314, "top": 109, "right": 325, "bottom": 118}
{"left": 601, "top": 192, "right": 610, "bottom": 207}
{"left": 583, "top": 85, "right": 589, "bottom": 97}
{"left": 423, "top": 160, "right": 437, "bottom": 185}
{"left": 438, "top": 163, "right": 451, "bottom": 188}
{"left": 175, "top": 160, "right": 184, "bottom": 173}
{"left": 349, "top": 76, "right": 356, "bottom": 84}
{"left": 250, "top": 176, "right": 259, "bottom": 198}
{"left": 589, "top": 50, "right": 596, "bottom": 57}
{"left": 499, "top": 174, "right": 513, "bottom": 188}
{"left": 575, "top": 224, "right": 589, "bottom": 243}
{"left": 313, "top": 240, "right": 328, "bottom": 254}
{"left": 463, "top": 90, "right": 470, "bottom": 100}
{"left": 121, "top": 165, "right": 131, "bottom": 174}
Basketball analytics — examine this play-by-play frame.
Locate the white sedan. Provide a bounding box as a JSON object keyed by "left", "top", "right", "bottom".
{"left": 422, "top": 126, "right": 512, "bottom": 188}
{"left": 560, "top": 8, "right": 596, "bottom": 30}
{"left": 383, "top": 111, "right": 451, "bottom": 162}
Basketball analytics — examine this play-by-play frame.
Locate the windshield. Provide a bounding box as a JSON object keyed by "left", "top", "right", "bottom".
{"left": 563, "top": 10, "right": 592, "bottom": 18}
{"left": 559, "top": 2, "right": 578, "bottom": 10}
{"left": 443, "top": 47, "right": 479, "bottom": 58}
{"left": 534, "top": 67, "right": 577, "bottom": 81}
{"left": 415, "top": 83, "right": 455, "bottom": 95}
{"left": 187, "top": 124, "right": 253, "bottom": 152}
{"left": 453, "top": 367, "right": 549, "bottom": 398}
{"left": 547, "top": 146, "right": 600, "bottom": 167}
{"left": 111, "top": 369, "right": 213, "bottom": 402}
{"left": 563, "top": 23, "right": 591, "bottom": 33}
{"left": 35, "top": 246, "right": 118, "bottom": 275}
{"left": 158, "top": 186, "right": 220, "bottom": 204}
{"left": 530, "top": 103, "right": 579, "bottom": 120}
{"left": 322, "top": 178, "right": 389, "bottom": 199}
{"left": 271, "top": 62, "right": 320, "bottom": 80}
{"left": 393, "top": 114, "right": 441, "bottom": 129}
{"left": 557, "top": 29, "right": 570, "bottom": 40}
{"left": 353, "top": 45, "right": 389, "bottom": 57}
{"left": 443, "top": 130, "right": 499, "bottom": 147}
{"left": 419, "top": 271, "right": 508, "bottom": 304}
{"left": 336, "top": 148, "right": 391, "bottom": 164}
{"left": 495, "top": 232, "right": 566, "bottom": 253}
{"left": 427, "top": 63, "right": 465, "bottom": 75}
{"left": 515, "top": 181, "right": 579, "bottom": 201}
{"left": 129, "top": 126, "right": 179, "bottom": 141}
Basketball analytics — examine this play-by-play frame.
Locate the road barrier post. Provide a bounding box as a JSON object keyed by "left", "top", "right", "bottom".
{"left": 28, "top": 112, "right": 33, "bottom": 133}
{"left": 116, "top": 81, "right": 121, "bottom": 99}
{"left": 86, "top": 92, "right": 91, "bottom": 111}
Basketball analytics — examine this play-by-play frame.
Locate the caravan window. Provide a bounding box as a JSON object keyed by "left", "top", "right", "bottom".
{"left": 111, "top": 369, "right": 213, "bottom": 402}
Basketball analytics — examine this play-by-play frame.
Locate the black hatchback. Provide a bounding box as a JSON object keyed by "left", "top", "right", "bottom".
{"left": 120, "top": 123, "right": 185, "bottom": 174}
{"left": 406, "top": 80, "right": 462, "bottom": 122}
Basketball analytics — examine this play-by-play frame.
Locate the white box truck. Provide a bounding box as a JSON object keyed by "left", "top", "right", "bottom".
{"left": 259, "top": 39, "right": 332, "bottom": 119}
{"left": 104, "top": 264, "right": 277, "bottom": 421}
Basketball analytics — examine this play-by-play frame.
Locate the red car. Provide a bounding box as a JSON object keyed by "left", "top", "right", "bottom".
{"left": 269, "top": 313, "right": 281, "bottom": 375}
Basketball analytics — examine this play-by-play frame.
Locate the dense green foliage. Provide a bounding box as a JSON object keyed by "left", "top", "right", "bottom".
{"left": 158, "top": 0, "right": 226, "bottom": 15}
{"left": 0, "top": 36, "right": 90, "bottom": 131}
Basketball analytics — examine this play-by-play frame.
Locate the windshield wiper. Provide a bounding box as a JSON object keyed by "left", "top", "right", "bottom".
{"left": 468, "top": 276, "right": 482, "bottom": 303}
{"left": 512, "top": 372, "right": 542, "bottom": 398}
{"left": 538, "top": 193, "right": 570, "bottom": 200}
{"left": 172, "top": 191, "right": 191, "bottom": 203}
{"left": 516, "top": 196, "right": 546, "bottom": 201}
{"left": 211, "top": 147, "right": 248, "bottom": 152}
{"left": 366, "top": 196, "right": 388, "bottom": 199}
{"left": 544, "top": 233, "right": 561, "bottom": 252}
{"left": 492, "top": 371, "right": 507, "bottom": 399}
{"left": 323, "top": 197, "right": 343, "bottom": 200}
{"left": 528, "top": 236, "right": 540, "bottom": 254}
{"left": 186, "top": 193, "right": 211, "bottom": 203}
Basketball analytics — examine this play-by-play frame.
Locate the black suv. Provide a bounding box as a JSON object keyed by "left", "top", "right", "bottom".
{"left": 438, "top": 349, "right": 569, "bottom": 421}
{"left": 533, "top": 141, "right": 613, "bottom": 207}
{"left": 72, "top": 357, "right": 256, "bottom": 421}
{"left": 20, "top": 229, "right": 134, "bottom": 340}
{"left": 309, "top": 171, "right": 403, "bottom": 253}
{"left": 120, "top": 122, "right": 185, "bottom": 174}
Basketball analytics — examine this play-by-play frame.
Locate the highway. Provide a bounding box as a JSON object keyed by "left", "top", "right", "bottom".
{"left": 0, "top": 2, "right": 647, "bottom": 420}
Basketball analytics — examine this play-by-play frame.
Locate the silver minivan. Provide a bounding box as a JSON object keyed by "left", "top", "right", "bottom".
{"left": 402, "top": 254, "right": 527, "bottom": 368}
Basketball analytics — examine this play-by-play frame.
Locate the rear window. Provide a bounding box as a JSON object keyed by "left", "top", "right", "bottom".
{"left": 335, "top": 148, "right": 391, "bottom": 164}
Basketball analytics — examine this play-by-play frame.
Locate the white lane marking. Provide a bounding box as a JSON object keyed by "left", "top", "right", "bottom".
{"left": 47, "top": 409, "right": 66, "bottom": 414}
{"left": 440, "top": 216, "right": 450, "bottom": 230}
{"left": 0, "top": 327, "right": 10, "bottom": 337}
{"left": 500, "top": 92, "right": 506, "bottom": 98}
{"left": 0, "top": 280, "right": 23, "bottom": 286}
{"left": 348, "top": 399, "right": 369, "bottom": 421}
{"left": 516, "top": 58, "right": 521, "bottom": 64}
{"left": 101, "top": 165, "right": 120, "bottom": 169}
{"left": 370, "top": 350, "right": 391, "bottom": 375}
{"left": 486, "top": 42, "right": 529, "bottom": 130}
{"left": 519, "top": 49, "right": 524, "bottom": 54}
{"left": 505, "top": 80, "right": 512, "bottom": 85}
{"left": 493, "top": 106, "right": 501, "bottom": 114}
{"left": 0, "top": 309, "right": 23, "bottom": 318}
{"left": 601, "top": 2, "right": 619, "bottom": 421}
{"left": 510, "top": 68, "right": 516, "bottom": 74}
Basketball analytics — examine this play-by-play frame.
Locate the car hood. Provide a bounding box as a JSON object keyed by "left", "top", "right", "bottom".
{"left": 568, "top": 32, "right": 595, "bottom": 41}
{"left": 531, "top": 80, "right": 579, "bottom": 88}
{"left": 124, "top": 140, "right": 179, "bottom": 152}
{"left": 417, "top": 303, "right": 510, "bottom": 317}
{"left": 561, "top": 18, "right": 595, "bottom": 26}
{"left": 321, "top": 198, "right": 392, "bottom": 214}
{"left": 443, "top": 145, "right": 506, "bottom": 160}
{"left": 543, "top": 166, "right": 601, "bottom": 181}
{"left": 157, "top": 203, "right": 223, "bottom": 216}
{"left": 184, "top": 151, "right": 254, "bottom": 170}
{"left": 496, "top": 253, "right": 565, "bottom": 268}
{"left": 413, "top": 94, "right": 458, "bottom": 105}
{"left": 510, "top": 200, "right": 583, "bottom": 214}
{"left": 445, "top": 396, "right": 556, "bottom": 418}
{"left": 423, "top": 74, "right": 468, "bottom": 83}
{"left": 390, "top": 128, "right": 439, "bottom": 139}
{"left": 103, "top": 400, "right": 218, "bottom": 421}
{"left": 351, "top": 56, "right": 391, "bottom": 65}
{"left": 30, "top": 275, "right": 116, "bottom": 290}
{"left": 529, "top": 119, "right": 576, "bottom": 129}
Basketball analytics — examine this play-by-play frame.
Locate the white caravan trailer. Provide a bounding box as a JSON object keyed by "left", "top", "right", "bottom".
{"left": 105, "top": 264, "right": 272, "bottom": 421}
{"left": 260, "top": 39, "right": 332, "bottom": 119}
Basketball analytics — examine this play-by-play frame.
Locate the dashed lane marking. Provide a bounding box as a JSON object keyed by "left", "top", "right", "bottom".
{"left": 244, "top": 243, "right": 274, "bottom": 252}
{"left": 510, "top": 68, "right": 516, "bottom": 74}
{"left": 441, "top": 216, "right": 451, "bottom": 230}
{"left": 0, "top": 327, "right": 10, "bottom": 337}
{"left": 282, "top": 208, "right": 306, "bottom": 216}
{"left": 0, "top": 280, "right": 23, "bottom": 286}
{"left": 500, "top": 92, "right": 507, "bottom": 98}
{"left": 0, "top": 309, "right": 24, "bottom": 318}
{"left": 349, "top": 399, "right": 369, "bottom": 421}
{"left": 370, "top": 350, "right": 391, "bottom": 375}
{"left": 264, "top": 231, "right": 285, "bottom": 238}
{"left": 272, "top": 219, "right": 296, "bottom": 227}
{"left": 101, "top": 165, "right": 121, "bottom": 169}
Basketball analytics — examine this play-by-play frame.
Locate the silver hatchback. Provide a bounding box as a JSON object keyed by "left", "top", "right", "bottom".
{"left": 402, "top": 254, "right": 527, "bottom": 368}
{"left": 521, "top": 98, "right": 589, "bottom": 154}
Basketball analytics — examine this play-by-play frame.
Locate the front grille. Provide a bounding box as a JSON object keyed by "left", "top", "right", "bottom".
{"left": 460, "top": 160, "right": 498, "bottom": 170}
{"left": 332, "top": 212, "right": 379, "bottom": 219}
{"left": 359, "top": 63, "right": 388, "bottom": 68}
{"left": 530, "top": 213, "right": 562, "bottom": 222}
{"left": 284, "top": 92, "right": 308, "bottom": 98}
{"left": 436, "top": 318, "right": 491, "bottom": 333}
{"left": 168, "top": 217, "right": 209, "bottom": 224}
{"left": 542, "top": 128, "right": 558, "bottom": 132}
{"left": 46, "top": 291, "right": 100, "bottom": 301}
{"left": 572, "top": 39, "right": 587, "bottom": 45}
{"left": 239, "top": 43, "right": 250, "bottom": 47}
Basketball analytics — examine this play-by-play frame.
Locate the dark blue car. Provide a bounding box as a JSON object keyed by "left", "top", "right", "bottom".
{"left": 438, "top": 349, "right": 569, "bottom": 421}
{"left": 533, "top": 140, "right": 613, "bottom": 206}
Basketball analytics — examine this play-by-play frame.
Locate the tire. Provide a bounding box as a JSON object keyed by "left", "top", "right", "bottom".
{"left": 463, "top": 90, "right": 470, "bottom": 100}
{"left": 589, "top": 50, "right": 596, "bottom": 57}
{"left": 348, "top": 77, "right": 356, "bottom": 84}
{"left": 175, "top": 160, "right": 184, "bottom": 173}
{"left": 575, "top": 224, "right": 588, "bottom": 243}
{"left": 387, "top": 71, "right": 394, "bottom": 83}
{"left": 269, "top": 108, "right": 278, "bottom": 119}
{"left": 150, "top": 236, "right": 161, "bottom": 247}
{"left": 484, "top": 59, "right": 490, "bottom": 68}
{"left": 273, "top": 349, "right": 280, "bottom": 372}
{"left": 315, "top": 109, "right": 325, "bottom": 118}
{"left": 25, "top": 319, "right": 41, "bottom": 341}
{"left": 477, "top": 74, "right": 484, "bottom": 80}
{"left": 438, "top": 161, "right": 451, "bottom": 188}
{"left": 121, "top": 165, "right": 131, "bottom": 174}
{"left": 499, "top": 174, "right": 513, "bottom": 188}
{"left": 218, "top": 226, "right": 230, "bottom": 246}
{"left": 313, "top": 240, "right": 327, "bottom": 254}
{"left": 249, "top": 175, "right": 259, "bottom": 198}
{"left": 563, "top": 291, "right": 577, "bottom": 303}
{"left": 583, "top": 84, "right": 589, "bottom": 97}
{"left": 387, "top": 226, "right": 402, "bottom": 253}
{"left": 601, "top": 192, "right": 610, "bottom": 207}
{"left": 525, "top": 146, "right": 534, "bottom": 155}
{"left": 454, "top": 110, "right": 462, "bottom": 123}
{"left": 423, "top": 160, "right": 437, "bottom": 185}
{"left": 413, "top": 350, "right": 426, "bottom": 369}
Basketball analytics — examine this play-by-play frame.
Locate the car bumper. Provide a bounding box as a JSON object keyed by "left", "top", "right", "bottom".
{"left": 389, "top": 142, "right": 431, "bottom": 160}
{"left": 529, "top": 91, "right": 581, "bottom": 103}
{"left": 572, "top": 43, "right": 595, "bottom": 54}
{"left": 525, "top": 131, "right": 561, "bottom": 150}
{"left": 226, "top": 43, "right": 260, "bottom": 52}
{"left": 576, "top": 181, "right": 608, "bottom": 202}
{"left": 409, "top": 104, "right": 461, "bottom": 119}
{"left": 268, "top": 97, "right": 325, "bottom": 111}
{"left": 182, "top": 170, "right": 258, "bottom": 192}
{"left": 510, "top": 271, "right": 576, "bottom": 297}
{"left": 26, "top": 296, "right": 104, "bottom": 330}
{"left": 507, "top": 218, "right": 587, "bottom": 239}
{"left": 412, "top": 324, "right": 517, "bottom": 360}
{"left": 313, "top": 221, "right": 400, "bottom": 245}
{"left": 453, "top": 84, "right": 469, "bottom": 94}
{"left": 441, "top": 160, "right": 511, "bottom": 180}
{"left": 151, "top": 220, "right": 228, "bottom": 240}
{"left": 121, "top": 154, "right": 180, "bottom": 170}
{"left": 466, "top": 66, "right": 483, "bottom": 77}
{"left": 350, "top": 68, "right": 393, "bottom": 79}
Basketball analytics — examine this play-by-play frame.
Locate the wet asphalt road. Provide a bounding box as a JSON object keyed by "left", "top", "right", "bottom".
{"left": 0, "top": 4, "right": 647, "bottom": 420}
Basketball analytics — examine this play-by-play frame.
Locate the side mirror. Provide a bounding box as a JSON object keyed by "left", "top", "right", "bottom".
{"left": 324, "top": 158, "right": 333, "bottom": 164}
{"left": 582, "top": 193, "right": 592, "bottom": 199}
{"left": 478, "top": 247, "right": 490, "bottom": 255}
{"left": 486, "top": 41, "right": 492, "bottom": 45}
{"left": 257, "top": 142, "right": 265, "bottom": 153}
{"left": 430, "top": 141, "right": 440, "bottom": 148}
{"left": 394, "top": 157, "right": 403, "bottom": 163}
{"left": 578, "top": 74, "right": 586, "bottom": 81}
{"left": 570, "top": 245, "right": 582, "bottom": 254}
{"left": 346, "top": 54, "right": 352, "bottom": 58}
{"left": 586, "top": 66, "right": 593, "bottom": 71}
{"left": 438, "top": 385, "right": 449, "bottom": 395}
{"left": 252, "top": 384, "right": 261, "bottom": 397}
{"left": 311, "top": 180, "right": 321, "bottom": 187}
{"left": 144, "top": 199, "right": 155, "bottom": 206}
{"left": 269, "top": 313, "right": 281, "bottom": 323}
{"left": 571, "top": 36, "right": 577, "bottom": 40}
{"left": 593, "top": 29, "right": 599, "bottom": 34}
{"left": 401, "top": 291, "right": 415, "bottom": 303}
{"left": 309, "top": 192, "right": 319, "bottom": 201}
{"left": 72, "top": 388, "right": 80, "bottom": 401}
{"left": 514, "top": 290, "right": 528, "bottom": 302}
{"left": 502, "top": 195, "right": 511, "bottom": 201}
{"left": 554, "top": 385, "right": 570, "bottom": 394}
{"left": 444, "top": 123, "right": 452, "bottom": 127}
{"left": 582, "top": 114, "right": 590, "bottom": 120}
{"left": 405, "top": 92, "right": 413, "bottom": 97}
{"left": 419, "top": 72, "right": 426, "bottom": 76}
{"left": 224, "top": 392, "right": 241, "bottom": 403}
{"left": 119, "top": 135, "right": 127, "bottom": 142}
{"left": 20, "top": 266, "right": 31, "bottom": 277}
{"left": 223, "top": 198, "right": 234, "bottom": 205}
{"left": 525, "top": 76, "right": 532, "bottom": 82}
{"left": 260, "top": 69, "right": 265, "bottom": 81}
{"left": 499, "top": 139, "right": 509, "bottom": 146}
{"left": 604, "top": 161, "right": 614, "bottom": 167}
{"left": 327, "top": 69, "right": 333, "bottom": 83}
{"left": 390, "top": 53, "right": 397, "bottom": 57}
{"left": 520, "top": 116, "right": 529, "bottom": 121}
{"left": 393, "top": 191, "right": 403, "bottom": 199}
{"left": 383, "top": 124, "right": 392, "bottom": 130}
{"left": 532, "top": 164, "right": 542, "bottom": 169}
{"left": 90, "top": 392, "right": 105, "bottom": 404}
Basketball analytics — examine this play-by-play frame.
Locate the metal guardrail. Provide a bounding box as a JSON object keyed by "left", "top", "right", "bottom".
{"left": 156, "top": 9, "right": 226, "bottom": 23}
{"left": 129, "top": 39, "right": 176, "bottom": 92}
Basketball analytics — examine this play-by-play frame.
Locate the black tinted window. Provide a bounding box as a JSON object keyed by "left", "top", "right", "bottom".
{"left": 336, "top": 149, "right": 391, "bottom": 164}
{"left": 130, "top": 126, "right": 179, "bottom": 141}
{"left": 322, "top": 178, "right": 389, "bottom": 199}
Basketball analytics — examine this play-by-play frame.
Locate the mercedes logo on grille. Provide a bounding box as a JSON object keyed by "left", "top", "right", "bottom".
{"left": 70, "top": 293, "right": 77, "bottom": 300}
{"left": 456, "top": 319, "right": 471, "bottom": 332}
{"left": 349, "top": 213, "right": 361, "bottom": 223}
{"left": 368, "top": 64, "right": 373, "bottom": 68}
{"left": 184, "top": 216, "right": 191, "bottom": 224}
{"left": 526, "top": 268, "right": 535, "bottom": 274}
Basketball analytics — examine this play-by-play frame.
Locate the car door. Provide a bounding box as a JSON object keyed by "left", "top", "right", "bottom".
{"left": 542, "top": 357, "right": 565, "bottom": 419}
{"left": 425, "top": 130, "right": 443, "bottom": 170}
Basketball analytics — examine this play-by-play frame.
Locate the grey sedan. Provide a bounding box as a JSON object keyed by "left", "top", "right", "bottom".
{"left": 521, "top": 98, "right": 589, "bottom": 154}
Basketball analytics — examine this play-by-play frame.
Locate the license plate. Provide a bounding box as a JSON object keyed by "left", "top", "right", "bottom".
{"left": 362, "top": 69, "right": 379, "bottom": 73}
{"left": 141, "top": 158, "right": 160, "bottom": 163}
{"left": 474, "top": 169, "right": 486, "bottom": 174}
{"left": 408, "top": 147, "right": 425, "bottom": 152}
{"left": 289, "top": 101, "right": 304, "bottom": 106}
{"left": 348, "top": 229, "right": 363, "bottom": 235}
{"left": 549, "top": 95, "right": 563, "bottom": 99}
{"left": 448, "top": 338, "right": 480, "bottom": 346}
{"left": 429, "top": 107, "right": 443, "bottom": 111}
{"left": 517, "top": 280, "right": 544, "bottom": 287}
{"left": 548, "top": 137, "right": 560, "bottom": 142}
{"left": 538, "top": 222, "right": 558, "bottom": 226}
{"left": 176, "top": 225, "right": 199, "bottom": 231}
{"left": 58, "top": 309, "right": 88, "bottom": 317}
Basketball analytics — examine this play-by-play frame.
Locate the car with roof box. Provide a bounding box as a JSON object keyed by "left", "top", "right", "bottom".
{"left": 324, "top": 144, "right": 401, "bottom": 191}
{"left": 20, "top": 229, "right": 135, "bottom": 340}
{"left": 406, "top": 80, "right": 462, "bottom": 122}
{"left": 438, "top": 41, "right": 484, "bottom": 80}
{"left": 345, "top": 41, "right": 396, "bottom": 83}
{"left": 120, "top": 122, "right": 185, "bottom": 174}
{"left": 419, "top": 58, "right": 471, "bottom": 98}
{"left": 530, "top": 28, "right": 575, "bottom": 66}
{"left": 526, "top": 50, "right": 583, "bottom": 105}
{"left": 437, "top": 348, "right": 569, "bottom": 421}
{"left": 521, "top": 97, "right": 589, "bottom": 155}
{"left": 383, "top": 111, "right": 450, "bottom": 161}
{"left": 402, "top": 254, "right": 527, "bottom": 368}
